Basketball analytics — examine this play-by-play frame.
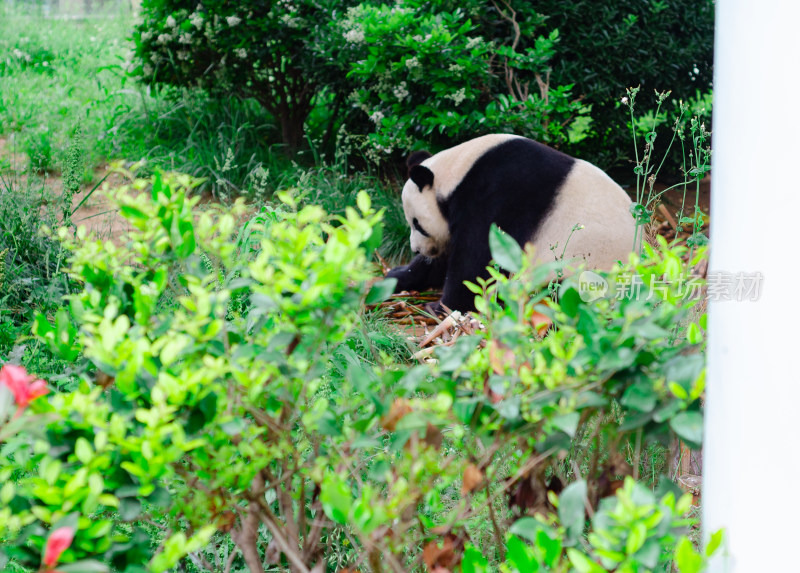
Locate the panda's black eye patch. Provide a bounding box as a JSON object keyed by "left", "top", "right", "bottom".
{"left": 413, "top": 217, "right": 430, "bottom": 237}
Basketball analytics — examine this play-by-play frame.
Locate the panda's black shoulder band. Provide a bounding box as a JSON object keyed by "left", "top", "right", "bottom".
{"left": 409, "top": 164, "right": 434, "bottom": 191}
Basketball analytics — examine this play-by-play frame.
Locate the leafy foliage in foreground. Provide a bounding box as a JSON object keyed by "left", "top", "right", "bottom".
{"left": 2, "top": 174, "right": 713, "bottom": 572}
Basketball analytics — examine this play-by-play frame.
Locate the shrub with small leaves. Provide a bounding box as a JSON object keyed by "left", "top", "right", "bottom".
{"left": 2, "top": 171, "right": 714, "bottom": 572}
{"left": 131, "top": 0, "right": 352, "bottom": 151}
{"left": 322, "top": 0, "right": 582, "bottom": 161}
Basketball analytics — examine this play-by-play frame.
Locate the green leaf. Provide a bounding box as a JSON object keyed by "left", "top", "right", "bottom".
{"left": 687, "top": 322, "right": 702, "bottom": 344}
{"left": 668, "top": 382, "right": 689, "bottom": 400}
{"left": 42, "top": 458, "right": 62, "bottom": 485}
{"left": 559, "top": 287, "right": 581, "bottom": 318}
{"left": 558, "top": 480, "right": 587, "bottom": 545}
{"left": 461, "top": 545, "right": 489, "bottom": 573}
{"left": 551, "top": 412, "right": 580, "bottom": 437}
{"left": 538, "top": 528, "right": 563, "bottom": 567}
{"left": 621, "top": 382, "right": 658, "bottom": 413}
{"left": 674, "top": 537, "right": 703, "bottom": 573}
{"left": 75, "top": 437, "right": 93, "bottom": 464}
{"left": 57, "top": 561, "right": 110, "bottom": 573}
{"left": 670, "top": 411, "right": 703, "bottom": 445}
{"left": 119, "top": 497, "right": 142, "bottom": 521}
{"left": 625, "top": 522, "right": 647, "bottom": 555}
{"left": 506, "top": 535, "right": 536, "bottom": 572}
{"left": 636, "top": 538, "right": 661, "bottom": 569}
{"left": 436, "top": 335, "right": 478, "bottom": 372}
{"left": 653, "top": 399, "right": 683, "bottom": 423}
{"left": 567, "top": 549, "right": 605, "bottom": 573}
{"left": 321, "top": 473, "right": 352, "bottom": 525}
{"left": 706, "top": 529, "right": 723, "bottom": 557}
{"left": 366, "top": 278, "right": 397, "bottom": 304}
{"left": 509, "top": 517, "right": 542, "bottom": 542}
{"left": 489, "top": 223, "right": 523, "bottom": 273}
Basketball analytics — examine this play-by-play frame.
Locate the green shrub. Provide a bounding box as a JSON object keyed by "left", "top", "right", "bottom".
{"left": 529, "top": 0, "right": 714, "bottom": 169}
{"left": 131, "top": 0, "right": 583, "bottom": 161}
{"left": 0, "top": 170, "right": 714, "bottom": 571}
{"left": 322, "top": 0, "right": 582, "bottom": 161}
{"left": 130, "top": 0, "right": 351, "bottom": 151}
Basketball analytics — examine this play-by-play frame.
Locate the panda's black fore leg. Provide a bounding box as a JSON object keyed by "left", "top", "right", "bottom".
{"left": 439, "top": 241, "right": 493, "bottom": 312}
{"left": 386, "top": 254, "right": 448, "bottom": 293}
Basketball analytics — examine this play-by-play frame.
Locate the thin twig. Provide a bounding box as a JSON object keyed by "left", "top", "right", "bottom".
{"left": 488, "top": 498, "right": 506, "bottom": 561}
{"left": 223, "top": 547, "right": 240, "bottom": 573}
{"left": 256, "top": 500, "right": 311, "bottom": 573}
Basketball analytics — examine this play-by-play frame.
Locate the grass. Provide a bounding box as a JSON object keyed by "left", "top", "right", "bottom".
{"left": 0, "top": 3, "right": 132, "bottom": 170}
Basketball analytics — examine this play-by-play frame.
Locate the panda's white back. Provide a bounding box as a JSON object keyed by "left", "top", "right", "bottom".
{"left": 530, "top": 159, "right": 638, "bottom": 270}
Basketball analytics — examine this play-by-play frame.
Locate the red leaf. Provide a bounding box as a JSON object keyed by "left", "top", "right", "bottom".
{"left": 43, "top": 527, "right": 75, "bottom": 568}
{"left": 0, "top": 364, "right": 48, "bottom": 410}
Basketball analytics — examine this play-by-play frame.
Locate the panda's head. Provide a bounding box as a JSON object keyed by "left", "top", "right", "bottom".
{"left": 401, "top": 150, "right": 449, "bottom": 258}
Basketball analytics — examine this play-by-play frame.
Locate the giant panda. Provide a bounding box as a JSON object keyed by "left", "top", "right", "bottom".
{"left": 386, "top": 134, "right": 637, "bottom": 313}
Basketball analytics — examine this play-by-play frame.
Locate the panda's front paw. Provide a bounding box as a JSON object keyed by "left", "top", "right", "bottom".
{"left": 386, "top": 264, "right": 412, "bottom": 293}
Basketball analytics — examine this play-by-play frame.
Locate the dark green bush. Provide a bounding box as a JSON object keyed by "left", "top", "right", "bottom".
{"left": 130, "top": 0, "right": 584, "bottom": 161}
{"left": 130, "top": 0, "right": 351, "bottom": 151}
{"left": 131, "top": 0, "right": 711, "bottom": 171}
{"left": 319, "top": 0, "right": 582, "bottom": 162}
{"left": 527, "top": 0, "right": 714, "bottom": 169}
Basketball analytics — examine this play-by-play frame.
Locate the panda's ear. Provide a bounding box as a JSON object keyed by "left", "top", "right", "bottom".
{"left": 407, "top": 150, "right": 432, "bottom": 171}
{"left": 409, "top": 164, "right": 434, "bottom": 191}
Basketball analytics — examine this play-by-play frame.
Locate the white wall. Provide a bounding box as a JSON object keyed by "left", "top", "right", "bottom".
{"left": 705, "top": 0, "right": 800, "bottom": 571}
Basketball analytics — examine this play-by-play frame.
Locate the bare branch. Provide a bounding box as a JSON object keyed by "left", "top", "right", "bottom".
{"left": 223, "top": 547, "right": 240, "bottom": 573}
{"left": 255, "top": 496, "right": 311, "bottom": 573}
{"left": 232, "top": 474, "right": 267, "bottom": 573}
{"left": 492, "top": 0, "right": 524, "bottom": 102}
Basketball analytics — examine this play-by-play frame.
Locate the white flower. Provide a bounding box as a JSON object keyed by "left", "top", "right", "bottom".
{"left": 448, "top": 63, "right": 464, "bottom": 74}
{"left": 190, "top": 12, "right": 203, "bottom": 28}
{"left": 466, "top": 36, "right": 483, "bottom": 49}
{"left": 166, "top": 15, "right": 177, "bottom": 28}
{"left": 157, "top": 33, "right": 171, "bottom": 45}
{"left": 140, "top": 30, "right": 153, "bottom": 41}
{"left": 143, "top": 63, "right": 153, "bottom": 75}
{"left": 280, "top": 14, "right": 303, "bottom": 28}
{"left": 226, "top": 15, "right": 241, "bottom": 26}
{"left": 405, "top": 57, "right": 420, "bottom": 69}
{"left": 179, "top": 33, "right": 192, "bottom": 44}
{"left": 621, "top": 96, "right": 629, "bottom": 105}
{"left": 446, "top": 87, "right": 466, "bottom": 106}
{"left": 369, "top": 110, "right": 385, "bottom": 125}
{"left": 235, "top": 48, "right": 247, "bottom": 58}
{"left": 344, "top": 28, "right": 365, "bottom": 44}
{"left": 393, "top": 81, "right": 409, "bottom": 100}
